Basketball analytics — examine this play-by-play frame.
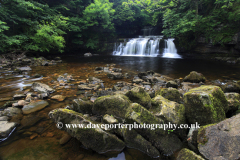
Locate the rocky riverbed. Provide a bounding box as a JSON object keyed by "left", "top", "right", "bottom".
{"left": 0, "top": 54, "right": 240, "bottom": 160}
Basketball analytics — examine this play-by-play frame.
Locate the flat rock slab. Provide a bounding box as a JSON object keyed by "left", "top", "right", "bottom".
{"left": 198, "top": 113, "right": 240, "bottom": 160}
{"left": 0, "top": 121, "right": 17, "bottom": 138}
{"left": 51, "top": 95, "right": 66, "bottom": 101}
{"left": 17, "top": 66, "right": 32, "bottom": 71}
{"left": 22, "top": 100, "right": 49, "bottom": 114}
{"left": 32, "top": 82, "right": 55, "bottom": 93}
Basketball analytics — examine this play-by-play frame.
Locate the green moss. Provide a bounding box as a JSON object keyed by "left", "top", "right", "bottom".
{"left": 156, "top": 88, "right": 181, "bottom": 103}
{"left": 184, "top": 85, "right": 227, "bottom": 125}
{"left": 197, "top": 123, "right": 215, "bottom": 146}
{"left": 93, "top": 94, "right": 131, "bottom": 118}
{"left": 177, "top": 148, "right": 204, "bottom": 160}
{"left": 126, "top": 87, "right": 151, "bottom": 109}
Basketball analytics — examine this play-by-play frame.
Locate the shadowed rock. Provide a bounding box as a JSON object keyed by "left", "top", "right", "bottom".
{"left": 49, "top": 109, "right": 125, "bottom": 153}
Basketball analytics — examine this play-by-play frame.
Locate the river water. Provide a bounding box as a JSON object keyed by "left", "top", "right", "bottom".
{"left": 0, "top": 55, "right": 239, "bottom": 160}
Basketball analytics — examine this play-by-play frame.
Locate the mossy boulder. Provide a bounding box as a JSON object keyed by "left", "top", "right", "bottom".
{"left": 117, "top": 128, "right": 160, "bottom": 158}
{"left": 49, "top": 108, "right": 125, "bottom": 153}
{"left": 125, "top": 87, "right": 152, "bottom": 109}
{"left": 221, "top": 81, "right": 240, "bottom": 93}
{"left": 151, "top": 95, "right": 187, "bottom": 138}
{"left": 125, "top": 103, "right": 183, "bottom": 156}
{"left": 197, "top": 114, "right": 240, "bottom": 160}
{"left": 155, "top": 88, "right": 181, "bottom": 103}
{"left": 92, "top": 94, "right": 131, "bottom": 118}
{"left": 72, "top": 99, "right": 93, "bottom": 114}
{"left": 224, "top": 93, "right": 240, "bottom": 111}
{"left": 151, "top": 95, "right": 186, "bottom": 125}
{"left": 184, "top": 85, "right": 228, "bottom": 125}
{"left": 183, "top": 71, "right": 206, "bottom": 83}
{"left": 176, "top": 148, "right": 204, "bottom": 160}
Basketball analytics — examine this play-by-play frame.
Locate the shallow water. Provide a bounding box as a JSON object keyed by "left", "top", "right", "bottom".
{"left": 0, "top": 55, "right": 239, "bottom": 160}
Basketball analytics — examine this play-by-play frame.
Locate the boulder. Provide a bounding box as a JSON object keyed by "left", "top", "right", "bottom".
{"left": 221, "top": 81, "right": 240, "bottom": 93}
{"left": 155, "top": 88, "right": 181, "bottom": 103}
{"left": 125, "top": 103, "right": 183, "bottom": 156}
{"left": 176, "top": 148, "right": 204, "bottom": 160}
{"left": 125, "top": 87, "right": 152, "bottom": 109}
{"left": 184, "top": 85, "right": 228, "bottom": 125}
{"left": 197, "top": 114, "right": 240, "bottom": 160}
{"left": 49, "top": 109, "right": 125, "bottom": 153}
{"left": 0, "top": 121, "right": 17, "bottom": 138}
{"left": 32, "top": 82, "right": 55, "bottom": 93}
{"left": 117, "top": 128, "right": 160, "bottom": 158}
{"left": 224, "top": 93, "right": 240, "bottom": 111}
{"left": 152, "top": 77, "right": 166, "bottom": 84}
{"left": 2, "top": 107, "right": 22, "bottom": 117}
{"left": 138, "top": 72, "right": 147, "bottom": 79}
{"left": 107, "top": 73, "right": 123, "bottom": 80}
{"left": 151, "top": 95, "right": 186, "bottom": 125}
{"left": 166, "top": 81, "right": 178, "bottom": 89}
{"left": 183, "top": 71, "right": 206, "bottom": 83}
{"left": 22, "top": 100, "right": 49, "bottom": 114}
{"left": 92, "top": 94, "right": 131, "bottom": 118}
{"left": 132, "top": 78, "right": 144, "bottom": 84}
{"left": 51, "top": 95, "right": 66, "bottom": 102}
{"left": 72, "top": 99, "right": 93, "bottom": 114}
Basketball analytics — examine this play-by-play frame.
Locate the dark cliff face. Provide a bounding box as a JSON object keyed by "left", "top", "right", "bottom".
{"left": 174, "top": 33, "right": 240, "bottom": 55}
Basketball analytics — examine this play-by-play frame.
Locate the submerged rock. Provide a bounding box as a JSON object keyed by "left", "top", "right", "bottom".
{"left": 32, "top": 82, "right": 55, "bottom": 93}
{"left": 184, "top": 85, "right": 228, "bottom": 125}
{"left": 49, "top": 109, "right": 125, "bottom": 153}
{"left": 197, "top": 114, "right": 240, "bottom": 160}
{"left": 22, "top": 100, "right": 49, "bottom": 114}
{"left": 183, "top": 71, "right": 206, "bottom": 83}
{"left": 92, "top": 94, "right": 131, "bottom": 118}
{"left": 2, "top": 107, "right": 22, "bottom": 117}
{"left": 107, "top": 73, "right": 123, "bottom": 80}
{"left": 176, "top": 148, "right": 204, "bottom": 160}
{"left": 125, "top": 87, "right": 152, "bottom": 109}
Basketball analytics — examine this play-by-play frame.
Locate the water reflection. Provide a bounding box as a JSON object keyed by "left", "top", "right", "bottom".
{"left": 109, "top": 152, "right": 125, "bottom": 160}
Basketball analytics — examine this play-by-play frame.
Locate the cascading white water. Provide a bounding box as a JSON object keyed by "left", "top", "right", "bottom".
{"left": 113, "top": 36, "right": 161, "bottom": 56}
{"left": 113, "top": 36, "right": 181, "bottom": 58}
{"left": 162, "top": 38, "right": 181, "bottom": 58}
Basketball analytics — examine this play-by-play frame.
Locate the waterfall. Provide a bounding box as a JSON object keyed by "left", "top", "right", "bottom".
{"left": 162, "top": 39, "right": 181, "bottom": 58}
{"left": 113, "top": 36, "right": 181, "bottom": 58}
